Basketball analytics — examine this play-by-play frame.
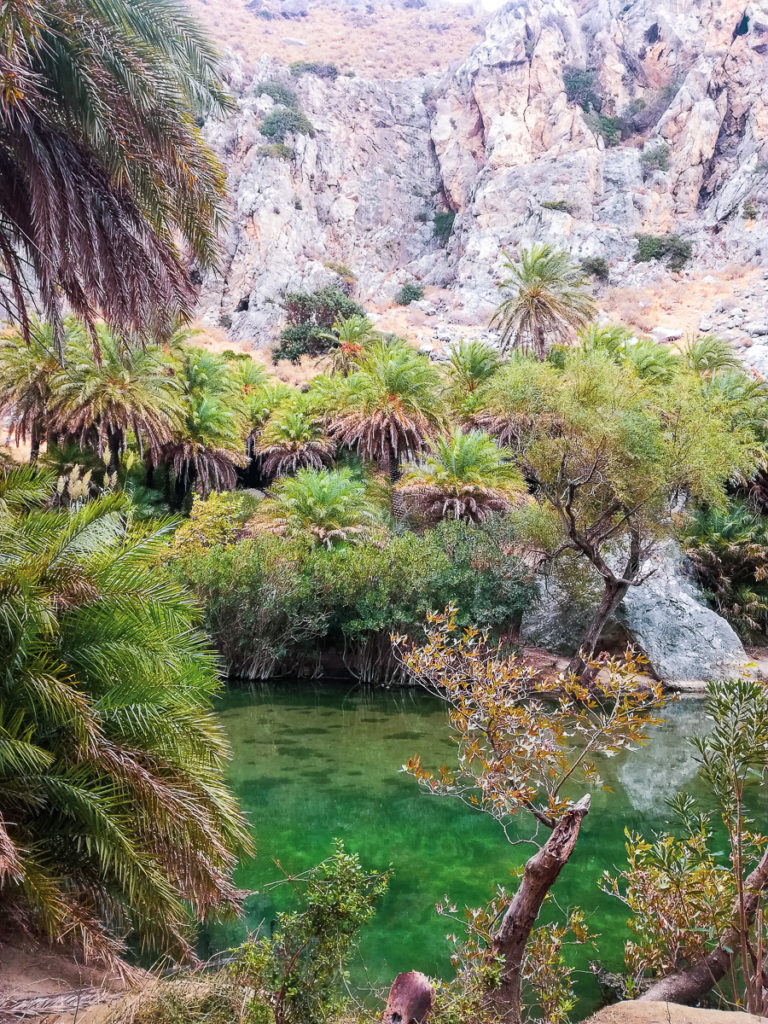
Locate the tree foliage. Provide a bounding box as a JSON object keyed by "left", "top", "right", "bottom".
{"left": 0, "top": 467, "right": 250, "bottom": 964}
{"left": 398, "top": 610, "right": 666, "bottom": 1023}
{"left": 0, "top": 0, "right": 230, "bottom": 352}
{"left": 605, "top": 679, "right": 768, "bottom": 1012}
{"left": 234, "top": 842, "right": 388, "bottom": 1024}
{"left": 476, "top": 348, "right": 762, "bottom": 675}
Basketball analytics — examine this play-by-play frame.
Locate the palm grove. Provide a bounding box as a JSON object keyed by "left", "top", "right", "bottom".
{"left": 2, "top": 1, "right": 768, "bottom": 1019}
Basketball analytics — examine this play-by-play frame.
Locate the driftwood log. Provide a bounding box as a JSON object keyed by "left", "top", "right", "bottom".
{"left": 382, "top": 970, "right": 434, "bottom": 1024}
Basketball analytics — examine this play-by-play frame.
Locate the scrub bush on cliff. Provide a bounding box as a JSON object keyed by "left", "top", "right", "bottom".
{"left": 273, "top": 288, "right": 365, "bottom": 363}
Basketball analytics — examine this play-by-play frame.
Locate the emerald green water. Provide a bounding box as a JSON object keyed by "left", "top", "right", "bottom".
{"left": 204, "top": 685, "right": 716, "bottom": 1011}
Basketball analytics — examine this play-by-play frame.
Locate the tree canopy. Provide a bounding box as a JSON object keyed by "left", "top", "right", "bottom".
{"left": 0, "top": 0, "right": 230, "bottom": 354}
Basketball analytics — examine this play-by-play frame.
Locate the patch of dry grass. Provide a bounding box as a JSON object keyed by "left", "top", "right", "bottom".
{"left": 186, "top": 0, "right": 485, "bottom": 79}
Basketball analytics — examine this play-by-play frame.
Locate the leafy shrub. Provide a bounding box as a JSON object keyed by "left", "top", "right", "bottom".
{"left": 290, "top": 60, "right": 339, "bottom": 79}
{"left": 563, "top": 66, "right": 601, "bottom": 111}
{"left": 540, "top": 199, "right": 573, "bottom": 213}
{"left": 258, "top": 79, "right": 298, "bottom": 108}
{"left": 273, "top": 286, "right": 365, "bottom": 363}
{"left": 584, "top": 110, "right": 624, "bottom": 146}
{"left": 433, "top": 210, "right": 455, "bottom": 245}
{"left": 260, "top": 107, "right": 315, "bottom": 141}
{"left": 580, "top": 255, "right": 609, "bottom": 281}
{"left": 112, "top": 844, "right": 385, "bottom": 1024}
{"left": 258, "top": 142, "right": 294, "bottom": 160}
{"left": 166, "top": 491, "right": 254, "bottom": 558}
{"left": 168, "top": 516, "right": 535, "bottom": 679}
{"left": 641, "top": 143, "right": 670, "bottom": 174}
{"left": 234, "top": 842, "right": 388, "bottom": 1024}
{"left": 395, "top": 281, "right": 424, "bottom": 305}
{"left": 634, "top": 232, "right": 692, "bottom": 269}
{"left": 743, "top": 198, "right": 758, "bottom": 219}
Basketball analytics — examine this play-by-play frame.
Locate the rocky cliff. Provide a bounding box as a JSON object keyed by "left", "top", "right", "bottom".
{"left": 198, "top": 0, "right": 768, "bottom": 357}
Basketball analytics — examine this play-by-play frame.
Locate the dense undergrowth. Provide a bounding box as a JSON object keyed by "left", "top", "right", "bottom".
{"left": 167, "top": 508, "right": 533, "bottom": 679}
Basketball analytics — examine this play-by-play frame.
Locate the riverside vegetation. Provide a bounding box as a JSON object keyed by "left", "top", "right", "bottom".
{"left": 3, "top": 0, "right": 768, "bottom": 1020}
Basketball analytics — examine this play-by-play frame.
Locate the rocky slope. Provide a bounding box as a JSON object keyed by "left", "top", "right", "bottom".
{"left": 198, "top": 0, "right": 768, "bottom": 361}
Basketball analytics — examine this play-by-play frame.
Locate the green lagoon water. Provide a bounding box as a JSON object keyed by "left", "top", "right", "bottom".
{"left": 204, "top": 684, "right": 723, "bottom": 1010}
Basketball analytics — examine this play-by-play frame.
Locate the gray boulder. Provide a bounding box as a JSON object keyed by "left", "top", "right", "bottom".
{"left": 520, "top": 542, "right": 750, "bottom": 689}
{"left": 616, "top": 542, "right": 750, "bottom": 689}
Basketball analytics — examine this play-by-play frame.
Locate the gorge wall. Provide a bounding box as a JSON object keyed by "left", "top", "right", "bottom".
{"left": 198, "top": 0, "right": 768, "bottom": 356}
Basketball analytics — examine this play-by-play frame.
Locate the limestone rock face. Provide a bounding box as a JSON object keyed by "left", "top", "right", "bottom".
{"left": 199, "top": 0, "right": 768, "bottom": 341}
{"left": 200, "top": 58, "right": 446, "bottom": 341}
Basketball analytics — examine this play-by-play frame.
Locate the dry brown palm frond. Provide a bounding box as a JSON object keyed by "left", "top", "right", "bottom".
{"left": 397, "top": 481, "right": 521, "bottom": 526}
{"left": 161, "top": 439, "right": 247, "bottom": 496}
{"left": 259, "top": 437, "right": 335, "bottom": 477}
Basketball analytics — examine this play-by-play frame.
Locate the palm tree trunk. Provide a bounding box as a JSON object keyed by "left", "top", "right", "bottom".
{"left": 388, "top": 441, "right": 400, "bottom": 483}
{"left": 29, "top": 421, "right": 40, "bottom": 463}
{"left": 106, "top": 429, "right": 122, "bottom": 475}
{"left": 535, "top": 323, "right": 547, "bottom": 361}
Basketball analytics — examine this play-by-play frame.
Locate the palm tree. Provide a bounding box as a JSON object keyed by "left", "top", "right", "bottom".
{"left": 445, "top": 339, "right": 502, "bottom": 419}
{"left": 228, "top": 357, "right": 289, "bottom": 457}
{"left": 682, "top": 334, "right": 741, "bottom": 377}
{"left": 0, "top": 0, "right": 230, "bottom": 357}
{"left": 157, "top": 346, "right": 248, "bottom": 504}
{"left": 245, "top": 467, "right": 383, "bottom": 548}
{"left": 0, "top": 321, "right": 63, "bottom": 459}
{"left": 576, "top": 322, "right": 636, "bottom": 357}
{"left": 49, "top": 324, "right": 184, "bottom": 473}
{"left": 0, "top": 466, "right": 250, "bottom": 966}
{"left": 321, "top": 314, "right": 377, "bottom": 376}
{"left": 683, "top": 499, "right": 768, "bottom": 639}
{"left": 447, "top": 339, "right": 501, "bottom": 396}
{"left": 491, "top": 244, "right": 595, "bottom": 358}
{"left": 161, "top": 394, "right": 248, "bottom": 504}
{"left": 329, "top": 340, "right": 446, "bottom": 480}
{"left": 255, "top": 399, "right": 335, "bottom": 479}
{"left": 396, "top": 428, "right": 525, "bottom": 524}
{"left": 577, "top": 323, "right": 679, "bottom": 383}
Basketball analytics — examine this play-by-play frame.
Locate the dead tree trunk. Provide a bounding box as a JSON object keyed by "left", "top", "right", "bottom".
{"left": 382, "top": 971, "right": 434, "bottom": 1024}
{"left": 641, "top": 844, "right": 768, "bottom": 1005}
{"left": 491, "top": 795, "right": 591, "bottom": 1024}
